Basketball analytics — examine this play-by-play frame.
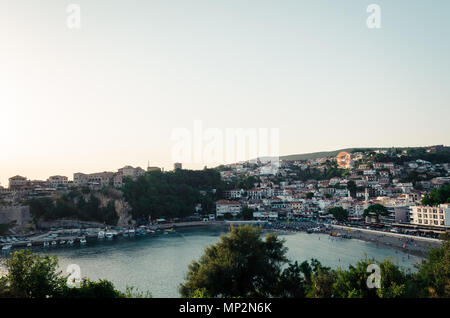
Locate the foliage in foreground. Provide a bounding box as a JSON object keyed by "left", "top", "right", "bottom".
{"left": 0, "top": 250, "right": 148, "bottom": 298}
{"left": 0, "top": 227, "right": 448, "bottom": 298}
{"left": 180, "top": 225, "right": 450, "bottom": 298}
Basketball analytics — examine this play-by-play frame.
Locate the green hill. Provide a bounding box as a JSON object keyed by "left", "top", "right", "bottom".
{"left": 280, "top": 148, "right": 382, "bottom": 161}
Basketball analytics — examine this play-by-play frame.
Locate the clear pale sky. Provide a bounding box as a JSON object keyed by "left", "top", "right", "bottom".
{"left": 1, "top": 0, "right": 449, "bottom": 186}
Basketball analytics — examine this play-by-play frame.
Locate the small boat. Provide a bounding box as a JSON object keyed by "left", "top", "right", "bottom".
{"left": 122, "top": 231, "right": 129, "bottom": 238}
{"left": 98, "top": 231, "right": 105, "bottom": 239}
{"left": 2, "top": 244, "right": 12, "bottom": 251}
{"left": 43, "top": 241, "right": 50, "bottom": 247}
{"left": 67, "top": 239, "right": 74, "bottom": 245}
{"left": 60, "top": 240, "right": 66, "bottom": 245}
{"left": 26, "top": 242, "right": 32, "bottom": 247}
{"left": 105, "top": 232, "right": 114, "bottom": 239}
{"left": 51, "top": 241, "right": 57, "bottom": 246}
{"left": 79, "top": 237, "right": 87, "bottom": 245}
{"left": 128, "top": 229, "right": 135, "bottom": 236}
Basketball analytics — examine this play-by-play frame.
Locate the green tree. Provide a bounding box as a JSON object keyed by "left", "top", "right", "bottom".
{"left": 179, "top": 225, "right": 288, "bottom": 297}
{"left": 332, "top": 258, "right": 407, "bottom": 298}
{"left": 0, "top": 250, "right": 66, "bottom": 298}
{"left": 328, "top": 207, "right": 349, "bottom": 222}
{"left": 412, "top": 237, "right": 450, "bottom": 297}
{"left": 0, "top": 250, "right": 134, "bottom": 298}
{"left": 363, "top": 204, "right": 389, "bottom": 218}
{"left": 421, "top": 184, "right": 450, "bottom": 206}
{"left": 241, "top": 207, "right": 255, "bottom": 220}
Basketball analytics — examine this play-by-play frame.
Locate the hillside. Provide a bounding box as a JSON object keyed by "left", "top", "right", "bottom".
{"left": 279, "top": 145, "right": 449, "bottom": 162}
{"left": 279, "top": 148, "right": 381, "bottom": 161}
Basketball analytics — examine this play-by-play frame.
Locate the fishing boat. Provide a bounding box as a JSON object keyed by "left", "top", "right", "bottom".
{"left": 67, "top": 239, "right": 74, "bottom": 245}
{"left": 128, "top": 229, "right": 135, "bottom": 236}
{"left": 51, "top": 241, "right": 57, "bottom": 246}
{"left": 79, "top": 237, "right": 87, "bottom": 245}
{"left": 122, "top": 230, "right": 129, "bottom": 238}
{"left": 98, "top": 231, "right": 105, "bottom": 239}
{"left": 2, "top": 244, "right": 12, "bottom": 251}
{"left": 105, "top": 232, "right": 114, "bottom": 239}
{"left": 43, "top": 241, "right": 50, "bottom": 247}
{"left": 60, "top": 240, "right": 66, "bottom": 245}
{"left": 26, "top": 242, "right": 32, "bottom": 247}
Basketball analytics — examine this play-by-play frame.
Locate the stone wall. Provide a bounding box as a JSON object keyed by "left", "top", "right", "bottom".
{"left": 0, "top": 205, "right": 32, "bottom": 226}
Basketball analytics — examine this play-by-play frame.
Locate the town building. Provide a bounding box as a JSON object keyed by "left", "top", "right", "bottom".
{"left": 216, "top": 200, "right": 242, "bottom": 217}
{"left": 409, "top": 204, "right": 450, "bottom": 229}
{"left": 47, "top": 175, "right": 68, "bottom": 188}
{"left": 8, "top": 176, "right": 28, "bottom": 190}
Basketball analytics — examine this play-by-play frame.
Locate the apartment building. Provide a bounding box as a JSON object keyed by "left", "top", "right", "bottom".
{"left": 8, "top": 175, "right": 28, "bottom": 190}
{"left": 47, "top": 175, "right": 68, "bottom": 187}
{"left": 216, "top": 200, "right": 242, "bottom": 217}
{"left": 73, "top": 172, "right": 114, "bottom": 187}
{"left": 410, "top": 204, "right": 450, "bottom": 229}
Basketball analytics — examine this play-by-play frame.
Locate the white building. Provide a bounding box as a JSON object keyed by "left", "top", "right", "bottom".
{"left": 8, "top": 176, "right": 28, "bottom": 190}
{"left": 410, "top": 204, "right": 450, "bottom": 229}
{"left": 216, "top": 200, "right": 242, "bottom": 217}
{"left": 47, "top": 175, "right": 68, "bottom": 187}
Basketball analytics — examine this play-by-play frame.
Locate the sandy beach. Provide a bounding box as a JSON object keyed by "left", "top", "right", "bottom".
{"left": 330, "top": 225, "right": 442, "bottom": 258}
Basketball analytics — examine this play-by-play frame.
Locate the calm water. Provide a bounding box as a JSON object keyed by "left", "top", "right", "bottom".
{"left": 2, "top": 226, "right": 423, "bottom": 297}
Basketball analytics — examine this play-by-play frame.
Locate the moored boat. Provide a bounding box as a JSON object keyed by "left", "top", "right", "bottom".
{"left": 2, "top": 244, "right": 12, "bottom": 251}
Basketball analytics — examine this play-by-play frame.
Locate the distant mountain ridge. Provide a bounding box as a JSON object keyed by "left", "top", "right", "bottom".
{"left": 279, "top": 145, "right": 448, "bottom": 161}
{"left": 279, "top": 148, "right": 381, "bottom": 161}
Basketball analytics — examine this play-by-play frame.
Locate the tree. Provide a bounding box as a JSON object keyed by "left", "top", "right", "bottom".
{"left": 0, "top": 250, "right": 131, "bottom": 298}
{"left": 275, "top": 261, "right": 306, "bottom": 298}
{"left": 179, "top": 225, "right": 288, "bottom": 297}
{"left": 306, "top": 192, "right": 314, "bottom": 200}
{"left": 412, "top": 236, "right": 450, "bottom": 297}
{"left": 328, "top": 207, "right": 349, "bottom": 222}
{"left": 241, "top": 207, "right": 255, "bottom": 220}
{"left": 332, "top": 258, "right": 408, "bottom": 298}
{"left": 421, "top": 184, "right": 450, "bottom": 206}
{"left": 1, "top": 250, "right": 66, "bottom": 298}
{"left": 347, "top": 180, "right": 357, "bottom": 197}
{"left": 363, "top": 204, "right": 389, "bottom": 218}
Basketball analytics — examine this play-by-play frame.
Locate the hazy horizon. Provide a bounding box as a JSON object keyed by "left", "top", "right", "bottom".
{"left": 1, "top": 0, "right": 449, "bottom": 186}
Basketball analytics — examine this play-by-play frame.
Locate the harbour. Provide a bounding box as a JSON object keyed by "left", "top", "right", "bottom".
{"left": 0, "top": 225, "right": 426, "bottom": 297}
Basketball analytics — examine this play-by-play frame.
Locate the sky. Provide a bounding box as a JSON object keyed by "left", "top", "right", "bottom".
{"left": 0, "top": 0, "right": 449, "bottom": 186}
